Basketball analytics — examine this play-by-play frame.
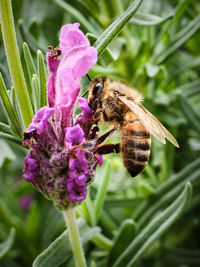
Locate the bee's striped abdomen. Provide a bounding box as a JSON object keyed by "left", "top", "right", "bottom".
{"left": 121, "top": 112, "right": 151, "bottom": 177}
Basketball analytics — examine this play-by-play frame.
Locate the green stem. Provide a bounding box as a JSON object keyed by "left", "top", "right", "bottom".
{"left": 0, "top": 0, "right": 33, "bottom": 128}
{"left": 91, "top": 233, "right": 113, "bottom": 250}
{"left": 63, "top": 208, "right": 87, "bottom": 267}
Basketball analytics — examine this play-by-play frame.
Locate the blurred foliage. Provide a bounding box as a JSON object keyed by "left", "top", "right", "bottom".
{"left": 0, "top": 0, "right": 200, "bottom": 266}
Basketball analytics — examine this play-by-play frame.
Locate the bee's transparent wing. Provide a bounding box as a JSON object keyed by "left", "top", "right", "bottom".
{"left": 118, "top": 96, "right": 179, "bottom": 147}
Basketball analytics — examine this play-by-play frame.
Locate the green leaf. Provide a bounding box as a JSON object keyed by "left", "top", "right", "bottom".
{"left": 133, "top": 158, "right": 200, "bottom": 227}
{"left": 0, "top": 74, "right": 23, "bottom": 137}
{"left": 0, "top": 228, "right": 16, "bottom": 259}
{"left": 94, "top": 0, "right": 143, "bottom": 56}
{"left": 178, "top": 94, "right": 200, "bottom": 134}
{"left": 19, "top": 20, "right": 45, "bottom": 54}
{"left": 37, "top": 50, "right": 47, "bottom": 107}
{"left": 156, "top": 15, "right": 200, "bottom": 64}
{"left": 99, "top": 209, "right": 118, "bottom": 232}
{"left": 53, "top": 0, "right": 96, "bottom": 33}
{"left": 32, "top": 74, "right": 40, "bottom": 112}
{"left": 175, "top": 80, "right": 200, "bottom": 97}
{"left": 0, "top": 0, "right": 33, "bottom": 128}
{"left": 0, "top": 140, "right": 16, "bottom": 167}
{"left": 23, "top": 42, "right": 37, "bottom": 108}
{"left": 0, "top": 132, "right": 22, "bottom": 146}
{"left": 82, "top": 189, "right": 96, "bottom": 226}
{"left": 113, "top": 183, "right": 192, "bottom": 267}
{"left": 107, "top": 219, "right": 137, "bottom": 266}
{"left": 86, "top": 33, "right": 115, "bottom": 65}
{"left": 33, "top": 218, "right": 100, "bottom": 267}
{"left": 94, "top": 161, "right": 112, "bottom": 223}
{"left": 130, "top": 12, "right": 173, "bottom": 26}
{"left": 0, "top": 122, "right": 12, "bottom": 135}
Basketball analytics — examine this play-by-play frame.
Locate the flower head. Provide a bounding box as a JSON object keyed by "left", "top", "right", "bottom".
{"left": 22, "top": 23, "right": 102, "bottom": 210}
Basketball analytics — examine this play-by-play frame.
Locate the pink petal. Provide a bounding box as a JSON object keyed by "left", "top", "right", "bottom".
{"left": 59, "top": 23, "right": 90, "bottom": 56}
{"left": 46, "top": 53, "right": 61, "bottom": 107}
{"left": 55, "top": 46, "right": 97, "bottom": 128}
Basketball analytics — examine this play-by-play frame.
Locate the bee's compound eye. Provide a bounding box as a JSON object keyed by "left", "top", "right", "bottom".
{"left": 93, "top": 83, "right": 103, "bottom": 95}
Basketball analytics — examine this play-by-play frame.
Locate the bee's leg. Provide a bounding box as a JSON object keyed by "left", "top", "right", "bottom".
{"left": 72, "top": 126, "right": 118, "bottom": 151}
{"left": 97, "top": 143, "right": 120, "bottom": 154}
{"left": 96, "top": 126, "right": 118, "bottom": 145}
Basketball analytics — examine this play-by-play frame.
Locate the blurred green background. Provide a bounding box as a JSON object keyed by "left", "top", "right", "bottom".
{"left": 0, "top": 0, "right": 200, "bottom": 266}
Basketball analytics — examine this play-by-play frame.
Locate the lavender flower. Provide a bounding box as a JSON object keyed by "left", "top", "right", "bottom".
{"left": 22, "top": 23, "right": 103, "bottom": 210}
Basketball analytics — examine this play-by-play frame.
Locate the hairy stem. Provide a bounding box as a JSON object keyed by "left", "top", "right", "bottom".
{"left": 63, "top": 208, "right": 87, "bottom": 267}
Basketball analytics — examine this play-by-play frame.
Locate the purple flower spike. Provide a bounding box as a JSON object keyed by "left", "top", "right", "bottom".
{"left": 23, "top": 23, "right": 103, "bottom": 210}
{"left": 27, "top": 106, "right": 55, "bottom": 134}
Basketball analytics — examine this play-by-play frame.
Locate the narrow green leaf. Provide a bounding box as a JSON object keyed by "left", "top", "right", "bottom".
{"left": 0, "top": 122, "right": 12, "bottom": 135}
{"left": 113, "top": 183, "right": 192, "bottom": 267}
{"left": 86, "top": 33, "right": 115, "bottom": 64}
{"left": 82, "top": 189, "right": 96, "bottom": 226}
{"left": 53, "top": 0, "right": 96, "bottom": 33}
{"left": 94, "top": 162, "right": 112, "bottom": 223}
{"left": 107, "top": 219, "right": 137, "bottom": 266}
{"left": 175, "top": 80, "right": 200, "bottom": 97}
{"left": 23, "top": 42, "right": 37, "bottom": 108}
{"left": 94, "top": 0, "right": 143, "bottom": 56}
{"left": 0, "top": 140, "right": 16, "bottom": 167}
{"left": 18, "top": 20, "right": 45, "bottom": 54}
{"left": 133, "top": 157, "right": 200, "bottom": 222}
{"left": 100, "top": 209, "right": 118, "bottom": 232}
{"left": 137, "top": 168, "right": 200, "bottom": 228}
{"left": 23, "top": 43, "right": 37, "bottom": 77}
{"left": 32, "top": 74, "right": 40, "bottom": 112}
{"left": 0, "top": 132, "right": 22, "bottom": 146}
{"left": 33, "top": 218, "right": 100, "bottom": 267}
{"left": 0, "top": 74, "right": 23, "bottom": 137}
{"left": 130, "top": 12, "right": 173, "bottom": 26}
{"left": 91, "top": 233, "right": 113, "bottom": 250}
{"left": 0, "top": 228, "right": 16, "bottom": 259}
{"left": 10, "top": 87, "right": 24, "bottom": 128}
{"left": 37, "top": 50, "right": 47, "bottom": 107}
{"left": 156, "top": 15, "right": 200, "bottom": 64}
{"left": 178, "top": 94, "right": 200, "bottom": 134}
{"left": 0, "top": 0, "right": 33, "bottom": 128}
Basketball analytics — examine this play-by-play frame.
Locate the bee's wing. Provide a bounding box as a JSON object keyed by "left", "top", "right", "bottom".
{"left": 118, "top": 96, "right": 179, "bottom": 147}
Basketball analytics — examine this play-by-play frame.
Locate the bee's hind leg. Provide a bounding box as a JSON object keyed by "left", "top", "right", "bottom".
{"left": 97, "top": 143, "right": 120, "bottom": 155}
{"left": 96, "top": 126, "right": 118, "bottom": 145}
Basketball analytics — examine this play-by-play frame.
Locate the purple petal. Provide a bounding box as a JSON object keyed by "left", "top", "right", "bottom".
{"left": 23, "top": 153, "right": 38, "bottom": 182}
{"left": 65, "top": 124, "right": 85, "bottom": 149}
{"left": 78, "top": 97, "right": 92, "bottom": 117}
{"left": 46, "top": 50, "right": 61, "bottom": 107}
{"left": 67, "top": 178, "right": 87, "bottom": 202}
{"left": 96, "top": 154, "right": 104, "bottom": 166}
{"left": 27, "top": 107, "right": 55, "bottom": 134}
{"left": 55, "top": 23, "right": 97, "bottom": 128}
{"left": 55, "top": 46, "right": 97, "bottom": 108}
{"left": 59, "top": 23, "right": 90, "bottom": 56}
{"left": 69, "top": 149, "right": 88, "bottom": 178}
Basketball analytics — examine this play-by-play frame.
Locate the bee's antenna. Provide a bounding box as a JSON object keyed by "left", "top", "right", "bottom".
{"left": 82, "top": 90, "right": 89, "bottom": 97}
{"left": 86, "top": 74, "right": 91, "bottom": 82}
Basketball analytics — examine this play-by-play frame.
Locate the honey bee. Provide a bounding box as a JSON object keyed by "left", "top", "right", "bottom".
{"left": 87, "top": 76, "right": 179, "bottom": 177}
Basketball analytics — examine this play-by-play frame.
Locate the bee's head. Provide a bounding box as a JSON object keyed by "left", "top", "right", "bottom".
{"left": 88, "top": 76, "right": 108, "bottom": 110}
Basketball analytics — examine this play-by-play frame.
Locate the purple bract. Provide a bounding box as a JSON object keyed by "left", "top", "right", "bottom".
{"left": 22, "top": 23, "right": 103, "bottom": 210}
